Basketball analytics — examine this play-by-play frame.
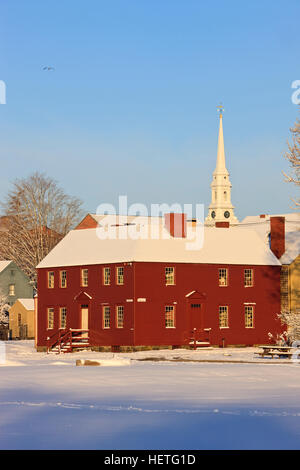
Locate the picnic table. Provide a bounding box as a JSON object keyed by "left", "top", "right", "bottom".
{"left": 255, "top": 345, "right": 300, "bottom": 359}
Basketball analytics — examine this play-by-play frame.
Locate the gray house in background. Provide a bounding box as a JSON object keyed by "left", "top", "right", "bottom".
{"left": 0, "top": 261, "right": 34, "bottom": 307}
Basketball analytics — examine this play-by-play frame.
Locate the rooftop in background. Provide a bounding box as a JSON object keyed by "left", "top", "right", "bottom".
{"left": 17, "top": 298, "right": 34, "bottom": 311}
{"left": 280, "top": 231, "right": 300, "bottom": 265}
{"left": 237, "top": 213, "right": 300, "bottom": 265}
{"left": 75, "top": 213, "right": 164, "bottom": 230}
{"left": 0, "top": 260, "right": 12, "bottom": 273}
{"left": 240, "top": 213, "right": 300, "bottom": 231}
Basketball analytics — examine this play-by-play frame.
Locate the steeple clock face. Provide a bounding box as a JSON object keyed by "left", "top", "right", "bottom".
{"left": 224, "top": 211, "right": 230, "bottom": 219}
{"left": 211, "top": 211, "right": 216, "bottom": 219}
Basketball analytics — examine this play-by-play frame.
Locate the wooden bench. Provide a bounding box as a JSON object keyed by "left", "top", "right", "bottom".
{"left": 254, "top": 352, "right": 296, "bottom": 358}
{"left": 255, "top": 347, "right": 300, "bottom": 359}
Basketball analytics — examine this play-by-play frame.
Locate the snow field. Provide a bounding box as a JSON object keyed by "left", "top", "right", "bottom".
{"left": 0, "top": 341, "right": 300, "bottom": 450}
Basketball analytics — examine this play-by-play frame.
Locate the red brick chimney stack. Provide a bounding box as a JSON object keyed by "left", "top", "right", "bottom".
{"left": 164, "top": 213, "right": 187, "bottom": 238}
{"left": 270, "top": 216, "right": 285, "bottom": 259}
{"left": 215, "top": 222, "right": 230, "bottom": 228}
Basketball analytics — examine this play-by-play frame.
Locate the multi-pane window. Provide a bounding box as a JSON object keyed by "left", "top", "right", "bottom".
{"left": 60, "top": 270, "right": 67, "bottom": 288}
{"left": 219, "top": 269, "right": 228, "bottom": 287}
{"left": 280, "top": 266, "right": 289, "bottom": 312}
{"left": 47, "top": 307, "right": 54, "bottom": 329}
{"left": 165, "top": 305, "right": 175, "bottom": 328}
{"left": 219, "top": 306, "right": 229, "bottom": 328}
{"left": 103, "top": 306, "right": 110, "bottom": 328}
{"left": 244, "top": 269, "right": 253, "bottom": 287}
{"left": 48, "top": 271, "right": 55, "bottom": 288}
{"left": 103, "top": 267, "right": 111, "bottom": 286}
{"left": 81, "top": 269, "right": 88, "bottom": 287}
{"left": 60, "top": 307, "right": 67, "bottom": 329}
{"left": 116, "top": 267, "right": 124, "bottom": 285}
{"left": 116, "top": 305, "right": 124, "bottom": 328}
{"left": 18, "top": 313, "right": 22, "bottom": 327}
{"left": 165, "top": 267, "right": 175, "bottom": 285}
{"left": 9, "top": 284, "right": 15, "bottom": 296}
{"left": 245, "top": 306, "right": 254, "bottom": 328}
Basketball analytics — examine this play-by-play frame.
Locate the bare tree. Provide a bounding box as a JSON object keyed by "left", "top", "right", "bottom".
{"left": 0, "top": 172, "right": 84, "bottom": 283}
{"left": 283, "top": 107, "right": 300, "bottom": 206}
{"left": 276, "top": 310, "right": 300, "bottom": 344}
{"left": 0, "top": 289, "right": 10, "bottom": 325}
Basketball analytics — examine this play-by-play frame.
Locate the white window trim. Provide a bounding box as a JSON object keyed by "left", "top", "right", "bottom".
{"left": 116, "top": 305, "right": 124, "bottom": 329}
{"left": 116, "top": 267, "right": 124, "bottom": 285}
{"left": 103, "top": 306, "right": 111, "bottom": 329}
{"left": 60, "top": 271, "right": 67, "bottom": 288}
{"left": 103, "top": 267, "right": 111, "bottom": 286}
{"left": 47, "top": 308, "right": 54, "bottom": 330}
{"left": 165, "top": 305, "right": 176, "bottom": 328}
{"left": 218, "top": 268, "right": 228, "bottom": 287}
{"left": 81, "top": 269, "right": 88, "bottom": 287}
{"left": 245, "top": 305, "right": 255, "bottom": 329}
{"left": 48, "top": 272, "right": 55, "bottom": 289}
{"left": 165, "top": 267, "right": 175, "bottom": 286}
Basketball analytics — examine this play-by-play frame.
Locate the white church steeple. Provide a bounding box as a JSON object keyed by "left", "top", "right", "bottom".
{"left": 205, "top": 106, "right": 239, "bottom": 226}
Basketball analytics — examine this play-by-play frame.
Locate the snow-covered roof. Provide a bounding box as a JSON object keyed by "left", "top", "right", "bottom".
{"left": 17, "top": 298, "right": 34, "bottom": 310}
{"left": 240, "top": 213, "right": 300, "bottom": 232}
{"left": 91, "top": 214, "right": 163, "bottom": 225}
{"left": 37, "top": 225, "right": 281, "bottom": 268}
{"left": 280, "top": 231, "right": 300, "bottom": 265}
{"left": 0, "top": 260, "right": 12, "bottom": 273}
{"left": 237, "top": 214, "right": 300, "bottom": 263}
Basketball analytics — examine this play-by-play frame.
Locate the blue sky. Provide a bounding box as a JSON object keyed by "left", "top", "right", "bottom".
{"left": 0, "top": 0, "right": 299, "bottom": 220}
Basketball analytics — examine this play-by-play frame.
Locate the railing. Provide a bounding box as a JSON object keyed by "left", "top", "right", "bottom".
{"left": 47, "top": 328, "right": 120, "bottom": 353}
{"left": 47, "top": 328, "right": 92, "bottom": 353}
{"left": 188, "top": 328, "right": 211, "bottom": 350}
{"left": 47, "top": 328, "right": 69, "bottom": 353}
{"left": 68, "top": 329, "right": 89, "bottom": 353}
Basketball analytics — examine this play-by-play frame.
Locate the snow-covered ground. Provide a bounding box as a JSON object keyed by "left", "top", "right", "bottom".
{"left": 1, "top": 341, "right": 300, "bottom": 450}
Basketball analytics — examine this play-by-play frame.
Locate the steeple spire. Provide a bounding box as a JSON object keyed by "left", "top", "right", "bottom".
{"left": 215, "top": 106, "right": 227, "bottom": 173}
{"left": 205, "top": 105, "right": 239, "bottom": 226}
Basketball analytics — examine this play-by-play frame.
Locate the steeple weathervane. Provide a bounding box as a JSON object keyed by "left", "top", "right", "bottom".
{"left": 217, "top": 103, "right": 224, "bottom": 116}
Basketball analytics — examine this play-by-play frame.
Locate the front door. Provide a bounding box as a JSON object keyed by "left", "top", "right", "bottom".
{"left": 189, "top": 302, "right": 203, "bottom": 331}
{"left": 81, "top": 305, "right": 89, "bottom": 338}
{"left": 185, "top": 291, "right": 209, "bottom": 346}
{"left": 188, "top": 301, "right": 209, "bottom": 344}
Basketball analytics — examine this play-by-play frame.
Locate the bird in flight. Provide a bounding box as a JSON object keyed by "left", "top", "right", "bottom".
{"left": 42, "top": 66, "right": 55, "bottom": 71}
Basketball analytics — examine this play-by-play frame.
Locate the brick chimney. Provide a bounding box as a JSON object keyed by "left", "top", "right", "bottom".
{"left": 215, "top": 222, "right": 230, "bottom": 228}
{"left": 270, "top": 216, "right": 285, "bottom": 259}
{"left": 164, "top": 213, "right": 187, "bottom": 238}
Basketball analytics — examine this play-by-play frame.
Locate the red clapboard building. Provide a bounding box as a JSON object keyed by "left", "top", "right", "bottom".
{"left": 35, "top": 213, "right": 284, "bottom": 352}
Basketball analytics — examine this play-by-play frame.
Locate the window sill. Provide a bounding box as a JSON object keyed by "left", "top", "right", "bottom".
{"left": 219, "top": 327, "right": 229, "bottom": 329}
